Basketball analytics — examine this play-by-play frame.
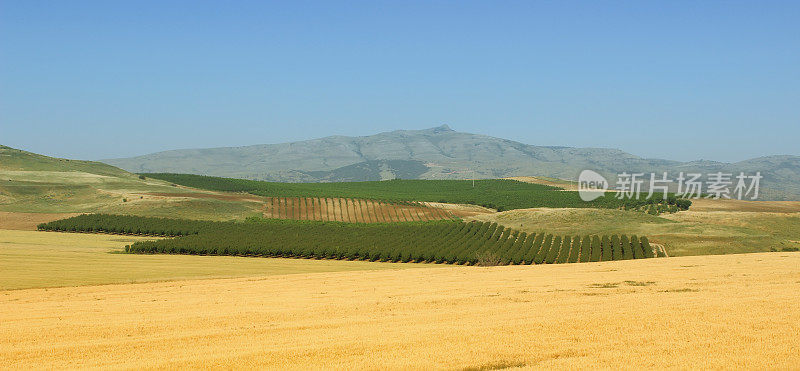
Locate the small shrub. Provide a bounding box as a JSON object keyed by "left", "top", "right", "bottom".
{"left": 475, "top": 251, "right": 502, "bottom": 266}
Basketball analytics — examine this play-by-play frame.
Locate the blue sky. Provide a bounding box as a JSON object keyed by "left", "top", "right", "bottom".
{"left": 1, "top": 0, "right": 798, "bottom": 162}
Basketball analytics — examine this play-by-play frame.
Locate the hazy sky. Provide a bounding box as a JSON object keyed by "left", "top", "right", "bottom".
{"left": 1, "top": 1, "right": 798, "bottom": 162}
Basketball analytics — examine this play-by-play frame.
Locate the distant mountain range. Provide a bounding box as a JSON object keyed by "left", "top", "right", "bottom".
{"left": 101, "top": 125, "right": 800, "bottom": 200}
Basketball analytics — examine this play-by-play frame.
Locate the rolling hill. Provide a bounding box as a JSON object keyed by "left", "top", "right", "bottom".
{"left": 100, "top": 126, "right": 800, "bottom": 200}
{"left": 0, "top": 146, "right": 484, "bottom": 222}
{"left": 0, "top": 145, "right": 130, "bottom": 177}
{"left": 0, "top": 145, "right": 264, "bottom": 219}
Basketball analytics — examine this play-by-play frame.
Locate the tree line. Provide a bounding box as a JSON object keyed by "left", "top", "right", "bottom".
{"left": 143, "top": 173, "right": 692, "bottom": 212}
{"left": 39, "top": 214, "right": 658, "bottom": 265}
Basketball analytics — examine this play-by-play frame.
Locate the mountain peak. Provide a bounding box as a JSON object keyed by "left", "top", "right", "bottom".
{"left": 427, "top": 124, "right": 453, "bottom": 133}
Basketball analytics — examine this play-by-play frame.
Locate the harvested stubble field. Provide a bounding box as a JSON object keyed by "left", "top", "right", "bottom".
{"left": 0, "top": 229, "right": 418, "bottom": 290}
{"left": 2, "top": 251, "right": 799, "bottom": 369}
{"left": 262, "top": 197, "right": 458, "bottom": 222}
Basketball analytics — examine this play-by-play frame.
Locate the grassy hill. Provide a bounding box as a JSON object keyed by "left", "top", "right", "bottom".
{"left": 0, "top": 145, "right": 263, "bottom": 219}
{"left": 0, "top": 145, "right": 131, "bottom": 177}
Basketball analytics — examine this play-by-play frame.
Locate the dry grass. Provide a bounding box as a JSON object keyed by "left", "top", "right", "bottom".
{"left": 1, "top": 251, "right": 798, "bottom": 369}
{"left": 686, "top": 198, "right": 800, "bottom": 212}
{"left": 0, "top": 169, "right": 266, "bottom": 220}
{"left": 143, "top": 191, "right": 265, "bottom": 202}
{"left": 505, "top": 176, "right": 580, "bottom": 190}
{"left": 0, "top": 229, "right": 419, "bottom": 290}
{"left": 422, "top": 201, "right": 496, "bottom": 218}
{"left": 467, "top": 206, "right": 800, "bottom": 256}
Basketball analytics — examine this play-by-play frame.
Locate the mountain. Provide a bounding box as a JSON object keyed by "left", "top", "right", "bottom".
{"left": 101, "top": 125, "right": 800, "bottom": 200}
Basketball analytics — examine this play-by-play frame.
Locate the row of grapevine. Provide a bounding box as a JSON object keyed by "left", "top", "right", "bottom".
{"left": 38, "top": 215, "right": 657, "bottom": 265}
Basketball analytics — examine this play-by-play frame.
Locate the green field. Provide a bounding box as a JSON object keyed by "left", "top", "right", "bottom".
{"left": 39, "top": 214, "right": 657, "bottom": 265}
{"left": 143, "top": 173, "right": 682, "bottom": 212}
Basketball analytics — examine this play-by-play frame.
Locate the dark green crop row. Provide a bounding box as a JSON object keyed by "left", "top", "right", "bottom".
{"left": 142, "top": 173, "right": 689, "bottom": 212}
{"left": 38, "top": 214, "right": 655, "bottom": 265}
{"left": 37, "top": 214, "right": 212, "bottom": 236}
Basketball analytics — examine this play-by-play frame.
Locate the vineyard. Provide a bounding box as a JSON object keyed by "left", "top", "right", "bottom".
{"left": 144, "top": 173, "right": 679, "bottom": 211}
{"left": 38, "top": 214, "right": 661, "bottom": 265}
{"left": 263, "top": 197, "right": 457, "bottom": 222}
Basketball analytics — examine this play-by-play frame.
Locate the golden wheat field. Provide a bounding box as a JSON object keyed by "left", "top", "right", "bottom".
{"left": 2, "top": 248, "right": 799, "bottom": 369}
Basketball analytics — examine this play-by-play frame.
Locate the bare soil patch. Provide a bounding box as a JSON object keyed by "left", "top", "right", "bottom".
{"left": 0, "top": 211, "right": 80, "bottom": 230}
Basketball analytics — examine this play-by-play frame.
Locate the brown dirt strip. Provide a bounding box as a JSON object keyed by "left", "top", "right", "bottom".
{"left": 0, "top": 212, "right": 81, "bottom": 231}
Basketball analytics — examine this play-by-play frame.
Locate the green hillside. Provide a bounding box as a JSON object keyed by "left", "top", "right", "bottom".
{"left": 0, "top": 145, "right": 263, "bottom": 219}
{"left": 0, "top": 145, "right": 131, "bottom": 177}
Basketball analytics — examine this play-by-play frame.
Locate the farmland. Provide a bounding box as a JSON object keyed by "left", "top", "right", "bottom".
{"left": 39, "top": 214, "right": 659, "bottom": 265}
{"left": 263, "top": 197, "right": 458, "bottom": 222}
{"left": 2, "top": 251, "right": 798, "bottom": 369}
{"left": 467, "top": 203, "right": 800, "bottom": 256}
{"left": 4, "top": 145, "right": 800, "bottom": 369}
{"left": 143, "top": 173, "right": 679, "bottom": 211}
{"left": 5, "top": 2, "right": 800, "bottom": 368}
{"left": 0, "top": 228, "right": 415, "bottom": 290}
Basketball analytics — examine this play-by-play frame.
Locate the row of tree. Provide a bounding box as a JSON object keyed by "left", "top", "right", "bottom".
{"left": 39, "top": 214, "right": 657, "bottom": 265}
{"left": 143, "top": 173, "right": 680, "bottom": 212}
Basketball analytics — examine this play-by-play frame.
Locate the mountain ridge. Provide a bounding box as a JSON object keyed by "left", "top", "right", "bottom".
{"left": 98, "top": 126, "right": 800, "bottom": 200}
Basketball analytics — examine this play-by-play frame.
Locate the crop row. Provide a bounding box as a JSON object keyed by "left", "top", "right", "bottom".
{"left": 263, "top": 197, "right": 454, "bottom": 222}
{"left": 143, "top": 173, "right": 684, "bottom": 212}
{"left": 39, "top": 214, "right": 656, "bottom": 265}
